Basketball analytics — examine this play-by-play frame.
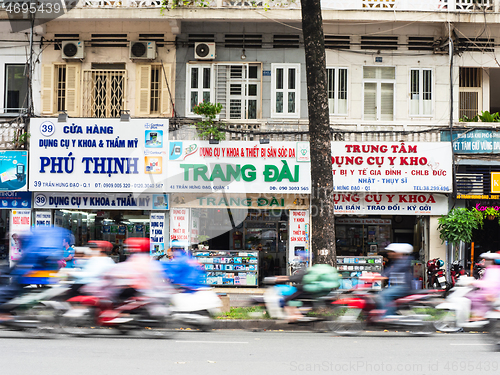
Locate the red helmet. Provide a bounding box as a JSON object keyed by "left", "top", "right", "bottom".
{"left": 87, "top": 240, "right": 113, "bottom": 253}
{"left": 124, "top": 237, "right": 150, "bottom": 253}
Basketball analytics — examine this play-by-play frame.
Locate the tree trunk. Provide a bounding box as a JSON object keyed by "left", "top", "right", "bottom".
{"left": 301, "top": 0, "right": 336, "bottom": 266}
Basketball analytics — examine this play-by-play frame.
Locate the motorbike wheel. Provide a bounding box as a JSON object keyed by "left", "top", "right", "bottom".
{"left": 238, "top": 307, "right": 274, "bottom": 332}
{"left": 486, "top": 319, "right": 500, "bottom": 349}
{"left": 60, "top": 308, "right": 96, "bottom": 337}
{"left": 433, "top": 309, "right": 460, "bottom": 333}
{"left": 402, "top": 304, "right": 435, "bottom": 336}
{"left": 328, "top": 306, "right": 365, "bottom": 336}
{"left": 22, "top": 303, "right": 60, "bottom": 339}
{"left": 138, "top": 313, "right": 177, "bottom": 339}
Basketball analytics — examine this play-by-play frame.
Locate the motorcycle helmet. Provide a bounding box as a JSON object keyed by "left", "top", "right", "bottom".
{"left": 124, "top": 237, "right": 150, "bottom": 254}
{"left": 87, "top": 240, "right": 113, "bottom": 254}
{"left": 437, "top": 259, "right": 445, "bottom": 267}
{"left": 384, "top": 243, "right": 413, "bottom": 254}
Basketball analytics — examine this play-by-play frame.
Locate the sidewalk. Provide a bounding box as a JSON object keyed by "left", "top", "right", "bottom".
{"left": 214, "top": 287, "right": 265, "bottom": 308}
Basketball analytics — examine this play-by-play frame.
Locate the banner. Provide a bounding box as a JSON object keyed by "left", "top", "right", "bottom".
{"left": 33, "top": 192, "right": 169, "bottom": 210}
{"left": 331, "top": 142, "right": 453, "bottom": 192}
{"left": 150, "top": 212, "right": 167, "bottom": 257}
{"left": 35, "top": 211, "right": 52, "bottom": 227}
{"left": 288, "top": 210, "right": 309, "bottom": 262}
{"left": 332, "top": 193, "right": 448, "bottom": 215}
{"left": 0, "top": 191, "right": 31, "bottom": 208}
{"left": 441, "top": 130, "right": 500, "bottom": 154}
{"left": 0, "top": 151, "right": 28, "bottom": 191}
{"left": 167, "top": 141, "right": 311, "bottom": 193}
{"left": 29, "top": 118, "right": 168, "bottom": 192}
{"left": 9, "top": 209, "right": 31, "bottom": 263}
{"left": 170, "top": 208, "right": 189, "bottom": 248}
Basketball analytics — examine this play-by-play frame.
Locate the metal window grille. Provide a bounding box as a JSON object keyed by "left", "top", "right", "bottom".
{"left": 150, "top": 65, "right": 161, "bottom": 114}
{"left": 56, "top": 65, "right": 66, "bottom": 112}
{"left": 459, "top": 68, "right": 482, "bottom": 119}
{"left": 82, "top": 70, "right": 126, "bottom": 118}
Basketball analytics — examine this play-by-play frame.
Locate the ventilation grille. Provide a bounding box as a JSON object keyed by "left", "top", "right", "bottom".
{"left": 54, "top": 34, "right": 80, "bottom": 51}
{"left": 273, "top": 35, "right": 300, "bottom": 49}
{"left": 188, "top": 34, "right": 216, "bottom": 47}
{"left": 408, "top": 36, "right": 435, "bottom": 51}
{"left": 224, "top": 34, "right": 262, "bottom": 48}
{"left": 325, "top": 35, "right": 350, "bottom": 50}
{"left": 361, "top": 36, "right": 398, "bottom": 50}
{"left": 456, "top": 173, "right": 484, "bottom": 195}
{"left": 139, "top": 34, "right": 167, "bottom": 47}
{"left": 458, "top": 38, "right": 495, "bottom": 53}
{"left": 90, "top": 34, "right": 128, "bottom": 48}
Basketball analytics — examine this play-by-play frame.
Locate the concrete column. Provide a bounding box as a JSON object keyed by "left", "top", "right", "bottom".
{"left": 428, "top": 216, "right": 446, "bottom": 261}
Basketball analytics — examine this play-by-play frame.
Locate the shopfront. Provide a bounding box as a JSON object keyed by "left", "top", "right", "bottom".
{"left": 331, "top": 141, "right": 453, "bottom": 285}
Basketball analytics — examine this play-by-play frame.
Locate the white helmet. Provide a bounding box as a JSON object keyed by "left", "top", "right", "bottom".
{"left": 384, "top": 243, "right": 413, "bottom": 254}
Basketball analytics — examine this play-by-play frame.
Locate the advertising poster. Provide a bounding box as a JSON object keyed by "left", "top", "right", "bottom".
{"left": 170, "top": 208, "right": 189, "bottom": 249}
{"left": 150, "top": 212, "right": 166, "bottom": 257}
{"left": 331, "top": 142, "right": 453, "bottom": 192}
{"left": 0, "top": 191, "right": 31, "bottom": 208}
{"left": 0, "top": 151, "right": 28, "bottom": 191}
{"left": 29, "top": 118, "right": 168, "bottom": 193}
{"left": 9, "top": 209, "right": 31, "bottom": 264}
{"left": 288, "top": 210, "right": 309, "bottom": 262}
{"left": 167, "top": 141, "right": 311, "bottom": 193}
{"left": 35, "top": 211, "right": 52, "bottom": 227}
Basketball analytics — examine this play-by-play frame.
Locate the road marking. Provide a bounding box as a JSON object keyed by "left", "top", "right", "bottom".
{"left": 450, "top": 343, "right": 493, "bottom": 346}
{"left": 175, "top": 341, "right": 249, "bottom": 344}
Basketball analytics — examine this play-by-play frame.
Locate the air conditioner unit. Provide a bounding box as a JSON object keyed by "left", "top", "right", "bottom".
{"left": 195, "top": 42, "right": 216, "bottom": 60}
{"left": 456, "top": 173, "right": 484, "bottom": 195}
{"left": 62, "top": 41, "right": 85, "bottom": 59}
{"left": 130, "top": 41, "right": 156, "bottom": 60}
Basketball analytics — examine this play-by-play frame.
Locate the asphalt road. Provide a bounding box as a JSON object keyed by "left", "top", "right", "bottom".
{"left": 0, "top": 329, "right": 498, "bottom": 375}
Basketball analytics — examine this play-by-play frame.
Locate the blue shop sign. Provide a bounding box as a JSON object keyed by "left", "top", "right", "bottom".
{"left": 441, "top": 130, "right": 500, "bottom": 154}
{"left": 0, "top": 151, "right": 28, "bottom": 191}
{"left": 0, "top": 191, "right": 31, "bottom": 209}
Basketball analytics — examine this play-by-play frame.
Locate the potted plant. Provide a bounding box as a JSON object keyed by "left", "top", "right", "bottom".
{"left": 437, "top": 208, "right": 483, "bottom": 247}
{"left": 481, "top": 206, "right": 499, "bottom": 221}
{"left": 192, "top": 101, "right": 226, "bottom": 141}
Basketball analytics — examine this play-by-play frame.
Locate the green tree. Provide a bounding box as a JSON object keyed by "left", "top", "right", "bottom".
{"left": 437, "top": 208, "right": 483, "bottom": 247}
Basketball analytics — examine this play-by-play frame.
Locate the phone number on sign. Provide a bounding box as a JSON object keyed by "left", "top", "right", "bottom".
{"left": 269, "top": 186, "right": 309, "bottom": 191}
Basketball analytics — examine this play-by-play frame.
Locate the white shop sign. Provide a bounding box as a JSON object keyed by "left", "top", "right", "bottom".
{"left": 333, "top": 193, "right": 448, "bottom": 215}
{"left": 167, "top": 141, "right": 311, "bottom": 194}
{"left": 170, "top": 208, "right": 189, "bottom": 248}
{"left": 35, "top": 211, "right": 52, "bottom": 227}
{"left": 33, "top": 192, "right": 169, "bottom": 210}
{"left": 29, "top": 118, "right": 168, "bottom": 193}
{"left": 331, "top": 142, "right": 453, "bottom": 192}
{"left": 150, "top": 212, "right": 168, "bottom": 257}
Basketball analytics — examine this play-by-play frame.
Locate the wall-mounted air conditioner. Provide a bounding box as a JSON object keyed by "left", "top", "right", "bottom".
{"left": 195, "top": 42, "right": 216, "bottom": 60}
{"left": 130, "top": 41, "right": 156, "bottom": 60}
{"left": 62, "top": 41, "right": 85, "bottom": 59}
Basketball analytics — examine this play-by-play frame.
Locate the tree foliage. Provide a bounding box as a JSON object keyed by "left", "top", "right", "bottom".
{"left": 437, "top": 208, "right": 483, "bottom": 247}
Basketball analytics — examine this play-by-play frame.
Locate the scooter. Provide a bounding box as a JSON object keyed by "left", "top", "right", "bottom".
{"left": 450, "top": 260, "right": 467, "bottom": 287}
{"left": 485, "top": 299, "right": 500, "bottom": 351}
{"left": 170, "top": 287, "right": 222, "bottom": 331}
{"left": 60, "top": 290, "right": 174, "bottom": 338}
{"left": 427, "top": 258, "right": 448, "bottom": 289}
{"left": 330, "top": 275, "right": 436, "bottom": 336}
{"left": 433, "top": 276, "right": 490, "bottom": 332}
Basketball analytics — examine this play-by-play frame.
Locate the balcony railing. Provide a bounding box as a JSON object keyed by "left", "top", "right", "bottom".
{"left": 1, "top": 0, "right": 497, "bottom": 11}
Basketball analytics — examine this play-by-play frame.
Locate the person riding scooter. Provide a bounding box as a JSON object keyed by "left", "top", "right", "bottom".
{"left": 375, "top": 243, "right": 414, "bottom": 320}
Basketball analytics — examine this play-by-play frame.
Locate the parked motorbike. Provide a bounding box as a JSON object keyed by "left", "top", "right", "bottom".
{"left": 427, "top": 258, "right": 449, "bottom": 289}
{"left": 433, "top": 276, "right": 490, "bottom": 332}
{"left": 450, "top": 260, "right": 467, "bottom": 287}
{"left": 473, "top": 260, "right": 486, "bottom": 280}
{"left": 60, "top": 290, "right": 175, "bottom": 338}
{"left": 330, "top": 275, "right": 436, "bottom": 336}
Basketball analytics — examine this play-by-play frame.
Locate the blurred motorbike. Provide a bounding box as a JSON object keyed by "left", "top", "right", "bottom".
{"left": 485, "top": 299, "right": 500, "bottom": 351}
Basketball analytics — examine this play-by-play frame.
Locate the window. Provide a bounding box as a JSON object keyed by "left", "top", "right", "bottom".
{"left": 272, "top": 64, "right": 300, "bottom": 118}
{"left": 410, "top": 68, "right": 432, "bottom": 116}
{"left": 82, "top": 69, "right": 125, "bottom": 118}
{"left": 363, "top": 67, "right": 395, "bottom": 121}
{"left": 186, "top": 63, "right": 261, "bottom": 120}
{"left": 136, "top": 64, "right": 172, "bottom": 116}
{"left": 459, "top": 67, "right": 482, "bottom": 120}
{"left": 327, "top": 67, "right": 348, "bottom": 115}
{"left": 4, "top": 64, "right": 28, "bottom": 113}
{"left": 41, "top": 63, "right": 80, "bottom": 116}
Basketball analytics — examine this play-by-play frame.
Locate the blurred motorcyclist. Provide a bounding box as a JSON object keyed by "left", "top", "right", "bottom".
{"left": 375, "top": 243, "right": 414, "bottom": 320}
{"left": 468, "top": 252, "right": 500, "bottom": 319}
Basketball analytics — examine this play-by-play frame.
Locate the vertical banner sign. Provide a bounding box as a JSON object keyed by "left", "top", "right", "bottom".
{"left": 150, "top": 212, "right": 166, "bottom": 257}
{"left": 35, "top": 211, "right": 52, "bottom": 227}
{"left": 9, "top": 210, "right": 31, "bottom": 264}
{"left": 170, "top": 208, "right": 189, "bottom": 248}
{"left": 288, "top": 210, "right": 309, "bottom": 262}
{"left": 190, "top": 208, "right": 200, "bottom": 245}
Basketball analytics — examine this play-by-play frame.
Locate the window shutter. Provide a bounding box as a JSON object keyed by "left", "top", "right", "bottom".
{"left": 380, "top": 83, "right": 394, "bottom": 121}
{"left": 137, "top": 64, "right": 151, "bottom": 116}
{"left": 364, "top": 82, "right": 377, "bottom": 120}
{"left": 65, "top": 64, "right": 80, "bottom": 117}
{"left": 41, "top": 65, "right": 54, "bottom": 114}
{"left": 160, "top": 64, "right": 172, "bottom": 116}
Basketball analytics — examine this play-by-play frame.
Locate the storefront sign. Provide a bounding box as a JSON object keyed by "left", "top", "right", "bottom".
{"left": 441, "top": 130, "right": 500, "bottom": 154}
{"left": 457, "top": 194, "right": 499, "bottom": 200}
{"left": 29, "top": 118, "right": 168, "bottom": 192}
{"left": 9, "top": 210, "right": 31, "bottom": 263}
{"left": 150, "top": 212, "right": 167, "bottom": 257}
{"left": 33, "top": 192, "right": 169, "bottom": 210}
{"left": 333, "top": 193, "right": 448, "bottom": 215}
{"left": 0, "top": 191, "right": 31, "bottom": 208}
{"left": 35, "top": 211, "right": 52, "bottom": 227}
{"left": 288, "top": 210, "right": 309, "bottom": 261}
{"left": 336, "top": 218, "right": 392, "bottom": 225}
{"left": 169, "top": 193, "right": 309, "bottom": 209}
{"left": 167, "top": 141, "right": 311, "bottom": 193}
{"left": 0, "top": 151, "right": 28, "bottom": 191}
{"left": 170, "top": 208, "right": 189, "bottom": 247}
{"left": 331, "top": 142, "right": 453, "bottom": 192}
{"left": 491, "top": 172, "right": 500, "bottom": 193}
